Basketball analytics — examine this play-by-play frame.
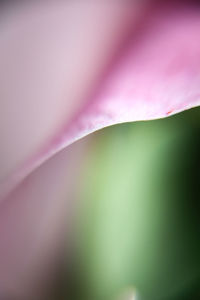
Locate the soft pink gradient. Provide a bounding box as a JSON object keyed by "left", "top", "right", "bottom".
{"left": 0, "top": 1, "right": 200, "bottom": 298}
{"left": 0, "top": 1, "right": 138, "bottom": 187}
{"left": 1, "top": 2, "right": 200, "bottom": 198}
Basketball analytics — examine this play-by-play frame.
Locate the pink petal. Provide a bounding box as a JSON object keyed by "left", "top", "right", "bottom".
{"left": 61, "top": 3, "right": 200, "bottom": 144}
{"left": 0, "top": 1, "right": 138, "bottom": 193}
{"left": 3, "top": 1, "right": 200, "bottom": 198}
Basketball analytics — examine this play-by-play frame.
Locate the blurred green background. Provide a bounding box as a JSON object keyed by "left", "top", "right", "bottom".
{"left": 55, "top": 107, "right": 200, "bottom": 300}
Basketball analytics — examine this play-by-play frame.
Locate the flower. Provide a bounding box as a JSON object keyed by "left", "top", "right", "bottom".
{"left": 0, "top": 1, "right": 200, "bottom": 299}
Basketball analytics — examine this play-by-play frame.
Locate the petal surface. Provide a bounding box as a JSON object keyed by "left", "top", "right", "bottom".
{"left": 2, "top": 2, "right": 200, "bottom": 197}
{"left": 0, "top": 1, "right": 137, "bottom": 190}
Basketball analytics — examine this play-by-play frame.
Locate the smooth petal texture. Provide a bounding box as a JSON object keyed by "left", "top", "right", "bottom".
{"left": 0, "top": 1, "right": 138, "bottom": 190}
{"left": 55, "top": 3, "right": 200, "bottom": 149}
{"left": 2, "top": 2, "right": 200, "bottom": 199}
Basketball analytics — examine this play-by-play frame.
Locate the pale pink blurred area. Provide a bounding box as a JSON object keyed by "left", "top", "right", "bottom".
{"left": 1, "top": 0, "right": 200, "bottom": 200}
{"left": 0, "top": 136, "right": 88, "bottom": 299}
{"left": 0, "top": 0, "right": 140, "bottom": 185}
